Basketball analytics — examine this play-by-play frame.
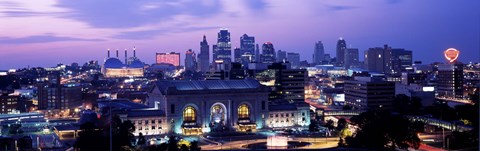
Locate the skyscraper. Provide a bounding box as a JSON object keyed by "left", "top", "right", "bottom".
{"left": 213, "top": 28, "right": 232, "bottom": 70}
{"left": 336, "top": 38, "right": 347, "bottom": 67}
{"left": 261, "top": 42, "right": 275, "bottom": 63}
{"left": 364, "top": 47, "right": 386, "bottom": 73}
{"left": 240, "top": 34, "right": 255, "bottom": 67}
{"left": 344, "top": 48, "right": 359, "bottom": 69}
{"left": 198, "top": 35, "right": 210, "bottom": 72}
{"left": 437, "top": 63, "right": 463, "bottom": 99}
{"left": 234, "top": 47, "right": 242, "bottom": 63}
{"left": 390, "top": 49, "right": 412, "bottom": 74}
{"left": 255, "top": 44, "right": 260, "bottom": 63}
{"left": 364, "top": 45, "right": 412, "bottom": 74}
{"left": 287, "top": 52, "right": 300, "bottom": 69}
{"left": 277, "top": 50, "right": 287, "bottom": 62}
{"left": 185, "top": 49, "right": 196, "bottom": 72}
{"left": 313, "top": 41, "right": 325, "bottom": 65}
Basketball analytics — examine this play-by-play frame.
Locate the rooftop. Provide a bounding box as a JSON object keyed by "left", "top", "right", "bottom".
{"left": 155, "top": 79, "right": 262, "bottom": 91}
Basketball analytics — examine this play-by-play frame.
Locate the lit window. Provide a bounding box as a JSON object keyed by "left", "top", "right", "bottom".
{"left": 238, "top": 104, "right": 250, "bottom": 119}
{"left": 183, "top": 106, "right": 196, "bottom": 122}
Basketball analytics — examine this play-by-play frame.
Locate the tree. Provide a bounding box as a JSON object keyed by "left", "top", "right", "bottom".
{"left": 75, "top": 122, "right": 108, "bottom": 151}
{"left": 424, "top": 102, "right": 457, "bottom": 121}
{"left": 338, "top": 137, "right": 345, "bottom": 147}
{"left": 180, "top": 144, "right": 188, "bottom": 151}
{"left": 137, "top": 132, "right": 146, "bottom": 146}
{"left": 167, "top": 135, "right": 179, "bottom": 151}
{"left": 339, "top": 127, "right": 352, "bottom": 138}
{"left": 346, "top": 111, "right": 421, "bottom": 150}
{"left": 190, "top": 141, "right": 201, "bottom": 151}
{"left": 325, "top": 119, "right": 335, "bottom": 130}
{"left": 336, "top": 118, "right": 347, "bottom": 131}
{"left": 308, "top": 121, "right": 319, "bottom": 132}
{"left": 392, "top": 94, "right": 422, "bottom": 115}
{"left": 111, "top": 116, "right": 136, "bottom": 150}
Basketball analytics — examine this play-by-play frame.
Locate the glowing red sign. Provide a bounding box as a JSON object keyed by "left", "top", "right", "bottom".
{"left": 444, "top": 48, "right": 459, "bottom": 63}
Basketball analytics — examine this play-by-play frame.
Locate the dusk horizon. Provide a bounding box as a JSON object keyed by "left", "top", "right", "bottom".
{"left": 1, "top": 0, "right": 479, "bottom": 70}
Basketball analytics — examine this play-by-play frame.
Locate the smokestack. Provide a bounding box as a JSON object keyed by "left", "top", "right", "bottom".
{"left": 116, "top": 49, "right": 119, "bottom": 58}
{"left": 107, "top": 48, "right": 110, "bottom": 58}
{"left": 124, "top": 49, "right": 128, "bottom": 64}
{"left": 133, "top": 46, "right": 136, "bottom": 58}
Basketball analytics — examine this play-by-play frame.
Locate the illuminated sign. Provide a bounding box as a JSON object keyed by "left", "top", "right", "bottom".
{"left": 444, "top": 48, "right": 459, "bottom": 63}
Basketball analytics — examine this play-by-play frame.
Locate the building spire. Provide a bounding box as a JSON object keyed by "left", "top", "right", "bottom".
{"left": 133, "top": 46, "right": 136, "bottom": 58}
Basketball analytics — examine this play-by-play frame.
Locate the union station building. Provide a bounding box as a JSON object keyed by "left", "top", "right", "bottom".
{"left": 148, "top": 79, "right": 270, "bottom": 135}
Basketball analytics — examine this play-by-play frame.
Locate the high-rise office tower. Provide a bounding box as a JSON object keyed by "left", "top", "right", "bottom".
{"left": 390, "top": 49, "right": 412, "bottom": 74}
{"left": 240, "top": 34, "right": 255, "bottom": 67}
{"left": 313, "top": 41, "right": 325, "bottom": 65}
{"left": 213, "top": 28, "right": 232, "bottom": 70}
{"left": 364, "top": 47, "right": 386, "bottom": 73}
{"left": 234, "top": 48, "right": 242, "bottom": 63}
{"left": 198, "top": 35, "right": 210, "bottom": 72}
{"left": 344, "top": 48, "right": 359, "bottom": 69}
{"left": 266, "top": 63, "right": 307, "bottom": 104}
{"left": 345, "top": 77, "right": 395, "bottom": 110}
{"left": 437, "top": 63, "right": 463, "bottom": 99}
{"left": 277, "top": 50, "right": 287, "bottom": 62}
{"left": 185, "top": 49, "right": 196, "bottom": 72}
{"left": 261, "top": 42, "right": 276, "bottom": 63}
{"left": 156, "top": 52, "right": 181, "bottom": 66}
{"left": 287, "top": 52, "right": 300, "bottom": 69}
{"left": 365, "top": 45, "right": 412, "bottom": 74}
{"left": 255, "top": 44, "right": 260, "bottom": 62}
{"left": 336, "top": 38, "right": 347, "bottom": 67}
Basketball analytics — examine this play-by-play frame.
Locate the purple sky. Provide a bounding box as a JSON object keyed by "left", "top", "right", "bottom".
{"left": 0, "top": 0, "right": 479, "bottom": 70}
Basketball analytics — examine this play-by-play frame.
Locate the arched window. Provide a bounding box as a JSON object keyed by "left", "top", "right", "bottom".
{"left": 238, "top": 104, "right": 250, "bottom": 119}
{"left": 183, "top": 106, "right": 196, "bottom": 122}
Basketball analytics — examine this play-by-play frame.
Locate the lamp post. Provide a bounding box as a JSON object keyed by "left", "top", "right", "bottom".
{"left": 110, "top": 99, "right": 112, "bottom": 151}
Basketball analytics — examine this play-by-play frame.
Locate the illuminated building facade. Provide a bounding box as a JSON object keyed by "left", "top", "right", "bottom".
{"left": 266, "top": 104, "right": 311, "bottom": 128}
{"left": 156, "top": 52, "right": 180, "bottom": 67}
{"left": 261, "top": 42, "right": 276, "bottom": 63}
{"left": 103, "top": 49, "right": 145, "bottom": 78}
{"left": 240, "top": 34, "right": 255, "bottom": 67}
{"left": 148, "top": 79, "right": 269, "bottom": 135}
{"left": 213, "top": 28, "right": 232, "bottom": 70}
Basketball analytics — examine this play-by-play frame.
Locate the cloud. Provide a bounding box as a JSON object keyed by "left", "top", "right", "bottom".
{"left": 0, "top": 35, "right": 104, "bottom": 44}
{"left": 112, "top": 26, "right": 218, "bottom": 40}
{"left": 54, "top": 0, "right": 222, "bottom": 28}
{"left": 325, "top": 5, "right": 358, "bottom": 11}
{"left": 244, "top": 0, "right": 269, "bottom": 11}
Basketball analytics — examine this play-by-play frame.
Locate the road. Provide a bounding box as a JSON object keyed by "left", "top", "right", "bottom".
{"left": 201, "top": 137, "right": 339, "bottom": 150}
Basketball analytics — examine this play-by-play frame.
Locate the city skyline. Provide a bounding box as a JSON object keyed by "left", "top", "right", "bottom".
{"left": 0, "top": 0, "right": 479, "bottom": 70}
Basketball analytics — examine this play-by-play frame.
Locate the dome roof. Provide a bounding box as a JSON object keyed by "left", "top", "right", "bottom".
{"left": 128, "top": 59, "right": 144, "bottom": 68}
{"left": 104, "top": 58, "right": 124, "bottom": 68}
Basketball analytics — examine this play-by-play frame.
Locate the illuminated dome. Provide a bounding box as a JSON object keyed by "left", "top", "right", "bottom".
{"left": 129, "top": 59, "right": 144, "bottom": 68}
{"left": 104, "top": 58, "right": 124, "bottom": 68}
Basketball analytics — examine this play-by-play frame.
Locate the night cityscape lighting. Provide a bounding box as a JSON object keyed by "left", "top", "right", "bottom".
{"left": 0, "top": 1, "right": 479, "bottom": 151}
